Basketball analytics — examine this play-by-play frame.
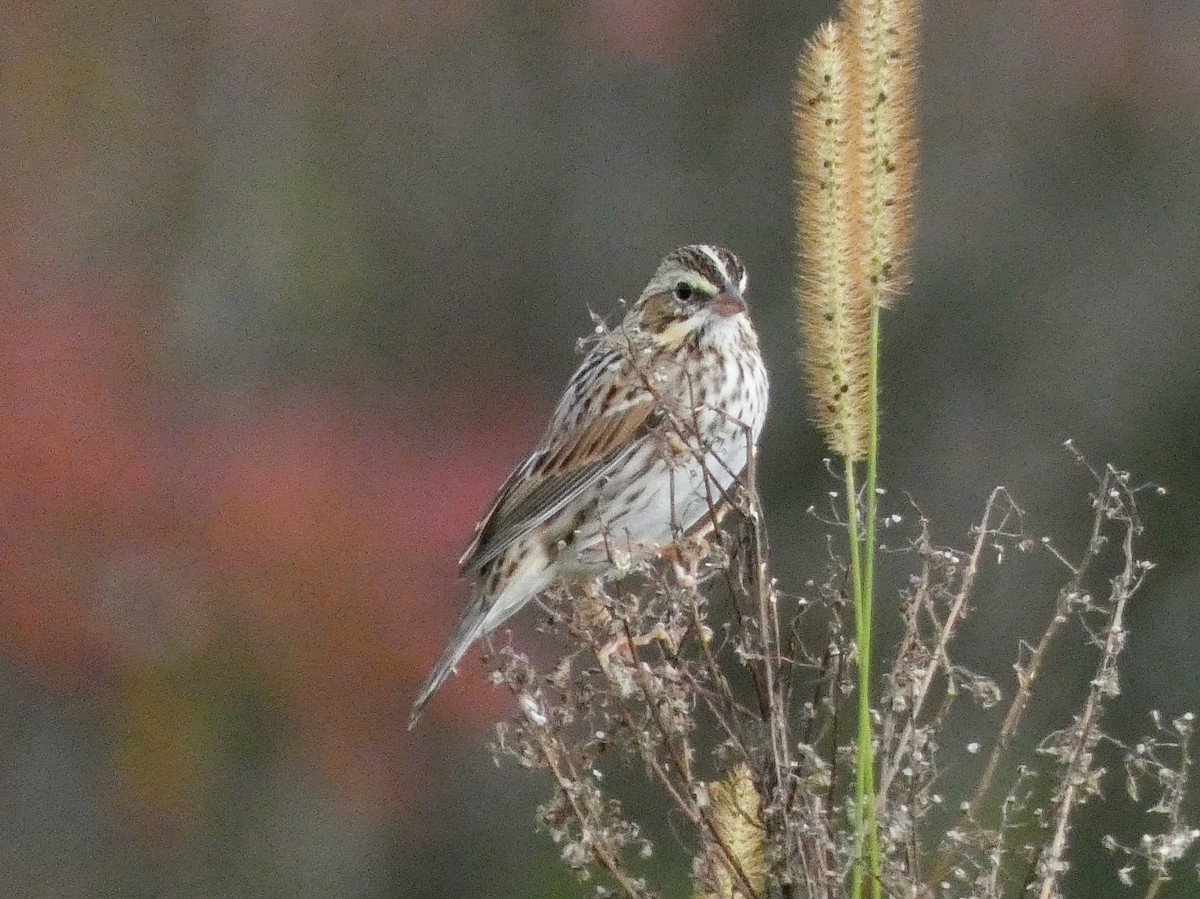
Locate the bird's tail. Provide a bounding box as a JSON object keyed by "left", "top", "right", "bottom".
{"left": 408, "top": 592, "right": 491, "bottom": 729}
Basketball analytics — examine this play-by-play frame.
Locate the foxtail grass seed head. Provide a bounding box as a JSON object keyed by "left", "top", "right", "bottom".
{"left": 844, "top": 0, "right": 919, "bottom": 306}
{"left": 795, "top": 21, "right": 870, "bottom": 461}
{"left": 693, "top": 764, "right": 765, "bottom": 899}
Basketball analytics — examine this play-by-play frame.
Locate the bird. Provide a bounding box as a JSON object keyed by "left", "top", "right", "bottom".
{"left": 409, "top": 245, "right": 769, "bottom": 727}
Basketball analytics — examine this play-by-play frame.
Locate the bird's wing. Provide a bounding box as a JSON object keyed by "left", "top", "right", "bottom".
{"left": 459, "top": 351, "right": 658, "bottom": 575}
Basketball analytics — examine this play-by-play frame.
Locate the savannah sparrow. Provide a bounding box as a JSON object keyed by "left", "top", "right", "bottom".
{"left": 410, "top": 245, "right": 769, "bottom": 726}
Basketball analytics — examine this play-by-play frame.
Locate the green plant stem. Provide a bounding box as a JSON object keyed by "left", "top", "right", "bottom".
{"left": 844, "top": 459, "right": 867, "bottom": 899}
{"left": 851, "top": 302, "right": 884, "bottom": 899}
{"left": 865, "top": 302, "right": 883, "bottom": 898}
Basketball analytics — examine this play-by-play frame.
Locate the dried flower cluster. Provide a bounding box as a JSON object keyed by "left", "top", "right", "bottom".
{"left": 487, "top": 448, "right": 1196, "bottom": 897}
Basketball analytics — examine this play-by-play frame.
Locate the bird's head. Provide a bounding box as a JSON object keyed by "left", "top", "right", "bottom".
{"left": 630, "top": 245, "right": 749, "bottom": 347}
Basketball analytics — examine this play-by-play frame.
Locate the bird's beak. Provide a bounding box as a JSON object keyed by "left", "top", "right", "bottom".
{"left": 712, "top": 285, "right": 746, "bottom": 318}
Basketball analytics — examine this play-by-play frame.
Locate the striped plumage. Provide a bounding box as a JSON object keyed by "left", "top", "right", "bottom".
{"left": 410, "top": 245, "right": 769, "bottom": 726}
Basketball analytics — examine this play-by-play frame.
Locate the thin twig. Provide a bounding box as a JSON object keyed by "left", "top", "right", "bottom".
{"left": 878, "top": 486, "right": 1009, "bottom": 807}
{"left": 1033, "top": 470, "right": 1147, "bottom": 899}
{"left": 953, "top": 467, "right": 1114, "bottom": 845}
{"left": 528, "top": 716, "right": 655, "bottom": 899}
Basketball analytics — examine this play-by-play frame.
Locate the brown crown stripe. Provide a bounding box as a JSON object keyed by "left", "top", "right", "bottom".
{"left": 665, "top": 246, "right": 745, "bottom": 292}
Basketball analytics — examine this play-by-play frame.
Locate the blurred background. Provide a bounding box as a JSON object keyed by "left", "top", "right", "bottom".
{"left": 2, "top": 0, "right": 1198, "bottom": 896}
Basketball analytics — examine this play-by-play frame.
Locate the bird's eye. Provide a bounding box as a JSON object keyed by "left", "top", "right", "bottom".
{"left": 673, "top": 282, "right": 693, "bottom": 301}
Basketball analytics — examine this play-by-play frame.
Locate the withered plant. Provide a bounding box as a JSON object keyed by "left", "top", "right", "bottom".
{"left": 482, "top": 1, "right": 1196, "bottom": 897}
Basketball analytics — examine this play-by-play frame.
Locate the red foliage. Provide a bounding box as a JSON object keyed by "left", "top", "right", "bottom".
{"left": 0, "top": 281, "right": 543, "bottom": 811}
{"left": 570, "top": 0, "right": 729, "bottom": 66}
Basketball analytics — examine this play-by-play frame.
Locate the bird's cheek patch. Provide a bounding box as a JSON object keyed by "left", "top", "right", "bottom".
{"left": 652, "top": 317, "right": 700, "bottom": 349}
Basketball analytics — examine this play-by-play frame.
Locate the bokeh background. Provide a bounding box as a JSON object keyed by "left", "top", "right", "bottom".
{"left": 2, "top": 0, "right": 1198, "bottom": 896}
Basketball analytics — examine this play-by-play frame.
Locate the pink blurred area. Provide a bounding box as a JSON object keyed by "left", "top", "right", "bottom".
{"left": 0, "top": 273, "right": 540, "bottom": 816}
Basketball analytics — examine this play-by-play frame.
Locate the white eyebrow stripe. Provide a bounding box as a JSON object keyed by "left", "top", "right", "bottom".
{"left": 697, "top": 244, "right": 731, "bottom": 286}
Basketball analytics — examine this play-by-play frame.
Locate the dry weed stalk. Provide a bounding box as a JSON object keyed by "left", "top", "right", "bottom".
{"left": 487, "top": 441, "right": 1194, "bottom": 897}
{"left": 478, "top": 3, "right": 1196, "bottom": 896}
{"left": 795, "top": 3, "right": 920, "bottom": 893}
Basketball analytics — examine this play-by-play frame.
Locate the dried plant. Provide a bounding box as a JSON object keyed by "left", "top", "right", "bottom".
{"left": 794, "top": 0, "right": 919, "bottom": 891}
{"left": 488, "top": 444, "right": 1193, "bottom": 897}
{"left": 476, "top": 3, "right": 1197, "bottom": 898}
